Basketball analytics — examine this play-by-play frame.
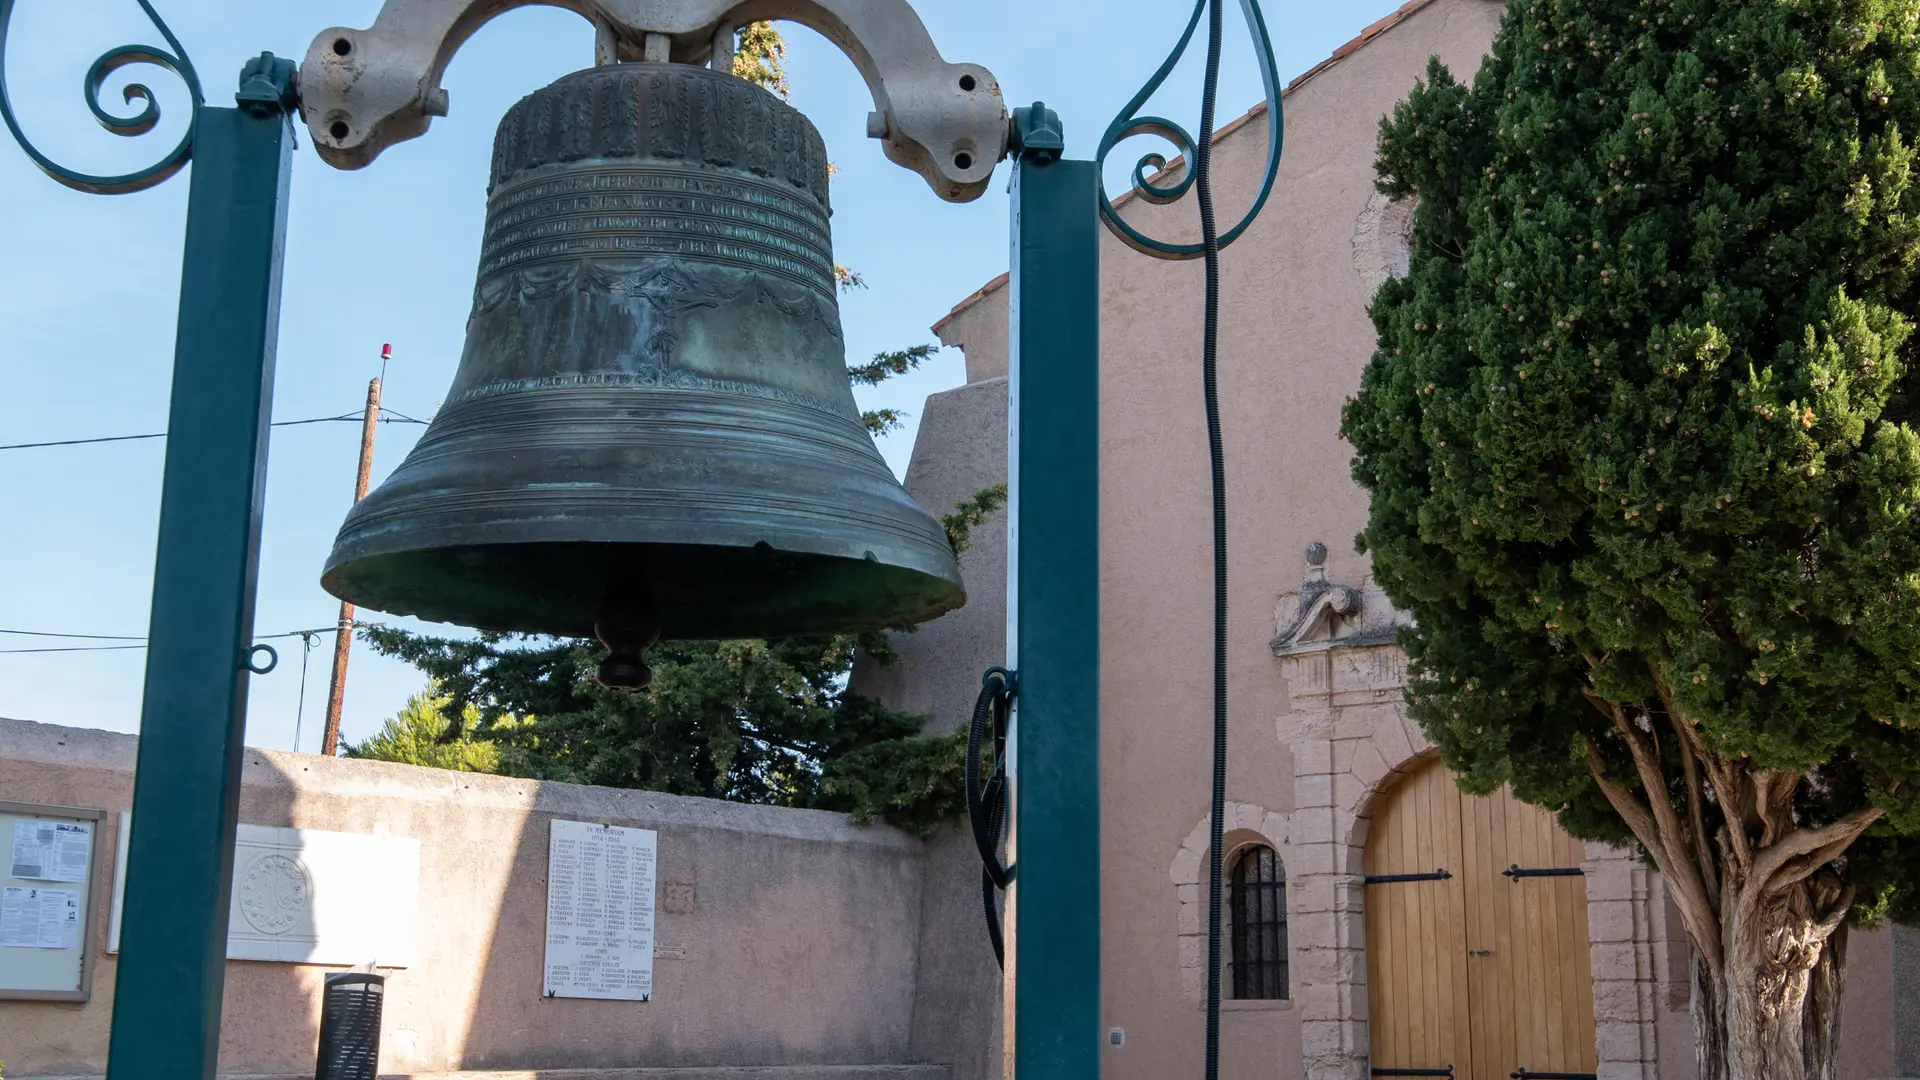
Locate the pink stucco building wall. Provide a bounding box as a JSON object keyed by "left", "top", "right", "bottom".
{"left": 873, "top": 1, "right": 1903, "bottom": 1078}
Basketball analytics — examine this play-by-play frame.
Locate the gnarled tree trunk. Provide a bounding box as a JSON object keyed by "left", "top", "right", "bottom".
{"left": 1581, "top": 690, "right": 1879, "bottom": 1080}
{"left": 1703, "top": 869, "right": 1851, "bottom": 1080}
{"left": 1692, "top": 958, "right": 1728, "bottom": 1080}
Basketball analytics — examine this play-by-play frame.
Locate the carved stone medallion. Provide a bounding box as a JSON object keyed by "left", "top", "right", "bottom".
{"left": 240, "top": 853, "right": 312, "bottom": 936}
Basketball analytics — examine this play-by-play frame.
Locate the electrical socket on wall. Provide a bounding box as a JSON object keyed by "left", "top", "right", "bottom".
{"left": 1107, "top": 1028, "right": 1125, "bottom": 1047}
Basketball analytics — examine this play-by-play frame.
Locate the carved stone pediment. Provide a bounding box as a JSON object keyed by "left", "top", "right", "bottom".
{"left": 1272, "top": 544, "right": 1414, "bottom": 706}
{"left": 1271, "top": 543, "right": 1411, "bottom": 658}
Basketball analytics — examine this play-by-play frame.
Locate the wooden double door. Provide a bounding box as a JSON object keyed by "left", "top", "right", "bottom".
{"left": 1363, "top": 759, "right": 1599, "bottom": 1080}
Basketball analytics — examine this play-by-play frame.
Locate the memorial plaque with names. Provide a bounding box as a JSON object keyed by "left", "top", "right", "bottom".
{"left": 544, "top": 819, "right": 657, "bottom": 1001}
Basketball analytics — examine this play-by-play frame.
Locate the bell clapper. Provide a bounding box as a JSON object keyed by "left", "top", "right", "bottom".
{"left": 595, "top": 578, "right": 662, "bottom": 691}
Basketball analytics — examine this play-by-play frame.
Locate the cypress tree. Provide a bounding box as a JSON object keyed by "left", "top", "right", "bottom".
{"left": 1343, "top": 1, "right": 1920, "bottom": 1073}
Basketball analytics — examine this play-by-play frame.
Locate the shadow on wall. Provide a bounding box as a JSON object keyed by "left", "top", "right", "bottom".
{"left": 264, "top": 749, "right": 526, "bottom": 1071}
{"left": 456, "top": 787, "right": 928, "bottom": 1069}
{"left": 0, "top": 721, "right": 332, "bottom": 1077}
{"left": 269, "top": 751, "right": 931, "bottom": 1072}
{"left": 0, "top": 719, "right": 937, "bottom": 1075}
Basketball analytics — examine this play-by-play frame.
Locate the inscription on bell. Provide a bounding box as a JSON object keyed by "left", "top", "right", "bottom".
{"left": 480, "top": 166, "right": 834, "bottom": 294}
{"left": 485, "top": 214, "right": 820, "bottom": 257}
{"left": 486, "top": 192, "right": 828, "bottom": 250}
{"left": 480, "top": 237, "right": 831, "bottom": 295}
{"left": 487, "top": 171, "right": 828, "bottom": 227}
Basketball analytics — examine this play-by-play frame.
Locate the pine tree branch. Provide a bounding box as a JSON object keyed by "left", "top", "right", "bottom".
{"left": 941, "top": 484, "right": 1009, "bottom": 557}
{"left": 1581, "top": 701, "right": 1726, "bottom": 969}
{"left": 1675, "top": 716, "right": 1721, "bottom": 910}
{"left": 1747, "top": 807, "right": 1883, "bottom": 901}
{"left": 848, "top": 344, "right": 939, "bottom": 386}
{"left": 1651, "top": 667, "right": 1724, "bottom": 910}
{"left": 1583, "top": 734, "right": 1663, "bottom": 846}
{"left": 863, "top": 408, "right": 908, "bottom": 436}
{"left": 1754, "top": 768, "right": 1802, "bottom": 849}
{"left": 1813, "top": 881, "right": 1856, "bottom": 938}
{"left": 1584, "top": 735, "right": 1726, "bottom": 971}
{"left": 1684, "top": 733, "right": 1754, "bottom": 874}
{"left": 1588, "top": 688, "right": 1693, "bottom": 872}
{"left": 731, "top": 22, "right": 788, "bottom": 98}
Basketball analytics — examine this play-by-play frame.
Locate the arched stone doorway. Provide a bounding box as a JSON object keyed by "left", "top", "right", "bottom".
{"left": 1363, "top": 759, "right": 1598, "bottom": 1080}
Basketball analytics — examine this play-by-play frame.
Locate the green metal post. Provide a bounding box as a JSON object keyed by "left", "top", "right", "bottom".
{"left": 106, "top": 63, "right": 295, "bottom": 1080}
{"left": 1006, "top": 105, "right": 1102, "bottom": 1079}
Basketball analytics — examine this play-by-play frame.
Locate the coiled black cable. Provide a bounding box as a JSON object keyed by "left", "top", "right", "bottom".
{"left": 1195, "top": 1, "right": 1229, "bottom": 1078}
{"left": 968, "top": 668, "right": 1013, "bottom": 968}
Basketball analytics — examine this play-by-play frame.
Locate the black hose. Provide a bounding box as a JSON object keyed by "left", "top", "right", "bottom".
{"left": 1195, "top": 1, "right": 1229, "bottom": 1078}
{"left": 968, "top": 669, "right": 1012, "bottom": 968}
{"left": 980, "top": 771, "right": 1007, "bottom": 969}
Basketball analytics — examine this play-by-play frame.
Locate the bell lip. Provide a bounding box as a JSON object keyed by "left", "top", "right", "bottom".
{"left": 323, "top": 512, "right": 962, "bottom": 586}
{"left": 320, "top": 531, "right": 966, "bottom": 641}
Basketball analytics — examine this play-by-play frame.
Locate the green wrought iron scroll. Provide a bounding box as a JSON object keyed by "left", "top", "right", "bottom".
{"left": 0, "top": 0, "right": 205, "bottom": 194}
{"left": 1096, "top": 0, "right": 1283, "bottom": 260}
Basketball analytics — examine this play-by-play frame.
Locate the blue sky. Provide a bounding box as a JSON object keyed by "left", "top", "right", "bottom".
{"left": 0, "top": 0, "right": 1407, "bottom": 749}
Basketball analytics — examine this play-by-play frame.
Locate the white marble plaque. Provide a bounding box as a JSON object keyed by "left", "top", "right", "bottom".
{"left": 544, "top": 819, "right": 656, "bottom": 1001}
{"left": 223, "top": 826, "right": 420, "bottom": 965}
{"left": 109, "top": 823, "right": 419, "bottom": 965}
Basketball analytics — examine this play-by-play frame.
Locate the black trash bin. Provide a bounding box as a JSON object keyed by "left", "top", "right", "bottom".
{"left": 314, "top": 971, "right": 384, "bottom": 1080}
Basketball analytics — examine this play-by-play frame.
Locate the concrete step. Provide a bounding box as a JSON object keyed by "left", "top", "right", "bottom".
{"left": 30, "top": 1060, "right": 952, "bottom": 1068}
{"left": 379, "top": 1071, "right": 951, "bottom": 1080}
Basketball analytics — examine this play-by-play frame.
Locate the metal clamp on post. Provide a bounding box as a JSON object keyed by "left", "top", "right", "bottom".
{"left": 245, "top": 644, "right": 280, "bottom": 675}
{"left": 296, "top": 0, "right": 1009, "bottom": 201}
{"left": 1009, "top": 102, "right": 1063, "bottom": 163}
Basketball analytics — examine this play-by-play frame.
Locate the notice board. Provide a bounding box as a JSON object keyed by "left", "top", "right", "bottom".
{"left": 0, "top": 802, "right": 106, "bottom": 1001}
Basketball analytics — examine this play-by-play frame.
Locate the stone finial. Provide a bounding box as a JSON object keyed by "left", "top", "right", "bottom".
{"left": 1272, "top": 542, "right": 1409, "bottom": 658}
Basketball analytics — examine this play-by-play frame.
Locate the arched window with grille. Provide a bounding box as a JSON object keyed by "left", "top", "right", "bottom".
{"left": 1228, "top": 844, "right": 1288, "bottom": 999}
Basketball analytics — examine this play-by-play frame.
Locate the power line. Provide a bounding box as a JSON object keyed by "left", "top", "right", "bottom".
{"left": 0, "top": 624, "right": 368, "bottom": 655}
{"left": 0, "top": 643, "right": 151, "bottom": 654}
{"left": 0, "top": 410, "right": 429, "bottom": 452}
{"left": 0, "top": 629, "right": 147, "bottom": 641}
{"left": 0, "top": 432, "right": 167, "bottom": 450}
{"left": 291, "top": 630, "right": 322, "bottom": 753}
{"left": 260, "top": 627, "right": 359, "bottom": 640}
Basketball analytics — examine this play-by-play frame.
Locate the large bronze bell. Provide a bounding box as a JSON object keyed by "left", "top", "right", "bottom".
{"left": 321, "top": 63, "right": 965, "bottom": 681}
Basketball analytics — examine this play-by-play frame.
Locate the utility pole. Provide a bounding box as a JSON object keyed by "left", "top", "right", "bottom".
{"left": 320, "top": 345, "right": 387, "bottom": 756}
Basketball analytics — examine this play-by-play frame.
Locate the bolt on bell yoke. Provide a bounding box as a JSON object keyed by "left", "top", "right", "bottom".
{"left": 320, "top": 62, "right": 966, "bottom": 686}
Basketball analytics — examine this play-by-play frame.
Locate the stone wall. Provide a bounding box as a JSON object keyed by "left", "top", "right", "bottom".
{"left": 1898, "top": 923, "right": 1920, "bottom": 1078}
{"left": 0, "top": 716, "right": 935, "bottom": 1077}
